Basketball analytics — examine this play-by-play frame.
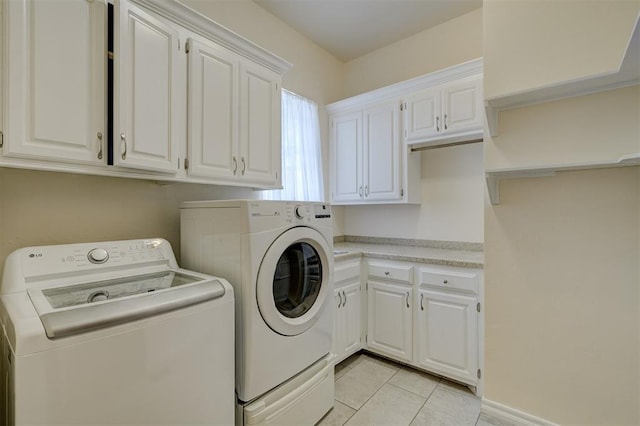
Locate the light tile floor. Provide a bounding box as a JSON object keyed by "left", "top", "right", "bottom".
{"left": 318, "top": 352, "right": 515, "bottom": 426}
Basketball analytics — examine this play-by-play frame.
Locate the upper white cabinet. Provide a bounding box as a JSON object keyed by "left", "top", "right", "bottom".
{"left": 1, "top": 0, "right": 290, "bottom": 186}
{"left": 238, "top": 62, "right": 281, "bottom": 186}
{"left": 330, "top": 101, "right": 405, "bottom": 204}
{"left": 114, "top": 0, "right": 182, "bottom": 174}
{"left": 3, "top": 0, "right": 107, "bottom": 166}
{"left": 329, "top": 100, "right": 420, "bottom": 205}
{"left": 404, "top": 74, "right": 483, "bottom": 148}
{"left": 186, "top": 37, "right": 281, "bottom": 187}
{"left": 327, "top": 59, "right": 482, "bottom": 205}
{"left": 186, "top": 37, "right": 239, "bottom": 180}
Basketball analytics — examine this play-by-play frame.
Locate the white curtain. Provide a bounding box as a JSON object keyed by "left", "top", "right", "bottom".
{"left": 262, "top": 90, "right": 324, "bottom": 201}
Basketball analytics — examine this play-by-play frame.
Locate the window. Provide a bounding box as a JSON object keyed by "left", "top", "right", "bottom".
{"left": 262, "top": 90, "right": 324, "bottom": 201}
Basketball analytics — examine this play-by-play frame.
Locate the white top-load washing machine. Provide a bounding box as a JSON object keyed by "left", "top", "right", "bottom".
{"left": 0, "top": 238, "right": 234, "bottom": 425}
{"left": 181, "top": 200, "right": 335, "bottom": 425}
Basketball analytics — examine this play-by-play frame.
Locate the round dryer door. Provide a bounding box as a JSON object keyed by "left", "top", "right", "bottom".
{"left": 256, "top": 226, "right": 331, "bottom": 336}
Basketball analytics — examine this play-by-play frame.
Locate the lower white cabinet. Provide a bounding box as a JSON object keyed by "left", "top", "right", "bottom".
{"left": 334, "top": 283, "right": 361, "bottom": 363}
{"left": 352, "top": 258, "right": 482, "bottom": 389}
{"left": 416, "top": 289, "right": 478, "bottom": 384}
{"left": 333, "top": 259, "right": 362, "bottom": 363}
{"left": 367, "top": 280, "right": 412, "bottom": 362}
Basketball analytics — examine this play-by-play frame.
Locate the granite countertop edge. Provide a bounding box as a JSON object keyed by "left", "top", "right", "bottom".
{"left": 333, "top": 242, "right": 484, "bottom": 269}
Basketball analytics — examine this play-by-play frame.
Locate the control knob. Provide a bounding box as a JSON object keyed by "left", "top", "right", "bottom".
{"left": 294, "top": 205, "right": 305, "bottom": 219}
{"left": 87, "top": 248, "right": 109, "bottom": 264}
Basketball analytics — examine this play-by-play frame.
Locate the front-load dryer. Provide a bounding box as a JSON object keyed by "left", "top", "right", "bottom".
{"left": 180, "top": 200, "right": 334, "bottom": 409}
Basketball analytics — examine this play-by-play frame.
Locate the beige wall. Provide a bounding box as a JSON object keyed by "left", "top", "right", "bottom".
{"left": 483, "top": 1, "right": 640, "bottom": 422}
{"left": 343, "top": 8, "right": 482, "bottom": 98}
{"left": 484, "top": 0, "right": 640, "bottom": 99}
{"left": 341, "top": 8, "right": 484, "bottom": 243}
{"left": 0, "top": 1, "right": 344, "bottom": 275}
{"left": 484, "top": 167, "right": 640, "bottom": 425}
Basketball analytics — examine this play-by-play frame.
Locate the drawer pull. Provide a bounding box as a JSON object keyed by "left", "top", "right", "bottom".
{"left": 443, "top": 279, "right": 448, "bottom": 284}
{"left": 384, "top": 271, "right": 390, "bottom": 276}
{"left": 405, "top": 291, "right": 410, "bottom": 308}
{"left": 420, "top": 293, "right": 424, "bottom": 311}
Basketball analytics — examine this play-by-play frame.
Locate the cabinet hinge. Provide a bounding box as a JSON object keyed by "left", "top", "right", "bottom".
{"left": 477, "top": 369, "right": 482, "bottom": 379}
{"left": 400, "top": 103, "right": 403, "bottom": 111}
{"left": 366, "top": 282, "right": 368, "bottom": 291}
{"left": 178, "top": 39, "right": 181, "bottom": 51}
{"left": 365, "top": 334, "right": 368, "bottom": 344}
{"left": 184, "top": 158, "right": 189, "bottom": 170}
{"left": 477, "top": 302, "right": 481, "bottom": 313}
{"left": 0, "top": 131, "right": 3, "bottom": 148}
{"left": 185, "top": 40, "right": 190, "bottom": 53}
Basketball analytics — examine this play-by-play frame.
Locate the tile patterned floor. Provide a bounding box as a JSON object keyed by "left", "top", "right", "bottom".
{"left": 318, "top": 352, "right": 515, "bottom": 426}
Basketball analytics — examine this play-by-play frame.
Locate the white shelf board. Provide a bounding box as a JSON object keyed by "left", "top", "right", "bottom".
{"left": 486, "top": 153, "right": 640, "bottom": 204}
{"left": 485, "top": 13, "right": 640, "bottom": 137}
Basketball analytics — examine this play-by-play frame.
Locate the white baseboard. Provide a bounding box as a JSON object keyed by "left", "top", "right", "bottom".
{"left": 481, "top": 399, "right": 558, "bottom": 426}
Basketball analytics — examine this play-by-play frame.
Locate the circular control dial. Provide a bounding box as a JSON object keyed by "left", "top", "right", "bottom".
{"left": 294, "top": 206, "right": 304, "bottom": 219}
{"left": 87, "top": 248, "right": 109, "bottom": 264}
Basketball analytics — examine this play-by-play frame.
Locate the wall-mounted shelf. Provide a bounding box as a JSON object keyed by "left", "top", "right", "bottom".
{"left": 485, "top": 14, "right": 640, "bottom": 137}
{"left": 486, "top": 153, "right": 640, "bottom": 204}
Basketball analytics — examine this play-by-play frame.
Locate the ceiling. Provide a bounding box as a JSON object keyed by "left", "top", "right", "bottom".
{"left": 253, "top": 0, "right": 482, "bottom": 62}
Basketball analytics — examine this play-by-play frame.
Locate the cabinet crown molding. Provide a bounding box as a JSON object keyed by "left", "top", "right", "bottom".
{"left": 327, "top": 58, "right": 483, "bottom": 114}
{"left": 131, "top": 0, "right": 292, "bottom": 74}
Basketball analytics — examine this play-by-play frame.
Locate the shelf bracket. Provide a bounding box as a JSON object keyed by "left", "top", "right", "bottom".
{"left": 484, "top": 101, "right": 499, "bottom": 137}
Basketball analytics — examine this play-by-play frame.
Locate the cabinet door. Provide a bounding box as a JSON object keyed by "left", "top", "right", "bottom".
{"left": 4, "top": 0, "right": 106, "bottom": 165}
{"left": 417, "top": 289, "right": 478, "bottom": 384}
{"left": 442, "top": 76, "right": 483, "bottom": 136}
{"left": 403, "top": 86, "right": 441, "bottom": 143}
{"left": 342, "top": 282, "right": 361, "bottom": 357}
{"left": 367, "top": 280, "right": 412, "bottom": 362}
{"left": 187, "top": 38, "right": 239, "bottom": 180}
{"left": 331, "top": 112, "right": 363, "bottom": 203}
{"left": 239, "top": 62, "right": 281, "bottom": 186}
{"left": 334, "top": 282, "right": 361, "bottom": 363}
{"left": 363, "top": 102, "right": 402, "bottom": 202}
{"left": 115, "top": 0, "right": 181, "bottom": 174}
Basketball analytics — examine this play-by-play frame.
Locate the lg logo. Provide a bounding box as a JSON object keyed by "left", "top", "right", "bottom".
{"left": 28, "top": 253, "right": 43, "bottom": 258}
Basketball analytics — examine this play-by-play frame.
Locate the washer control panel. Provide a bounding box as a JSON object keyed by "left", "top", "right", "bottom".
{"left": 285, "top": 203, "right": 331, "bottom": 224}
{"left": 17, "top": 239, "right": 175, "bottom": 279}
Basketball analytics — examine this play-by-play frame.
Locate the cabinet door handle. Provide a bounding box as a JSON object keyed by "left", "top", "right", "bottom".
{"left": 120, "top": 133, "right": 127, "bottom": 160}
{"left": 97, "top": 131, "right": 103, "bottom": 160}
{"left": 337, "top": 292, "right": 342, "bottom": 308}
{"left": 359, "top": 186, "right": 363, "bottom": 197}
{"left": 241, "top": 157, "right": 246, "bottom": 175}
{"left": 420, "top": 293, "right": 424, "bottom": 311}
{"left": 342, "top": 290, "right": 346, "bottom": 306}
{"left": 365, "top": 186, "right": 369, "bottom": 197}
{"left": 405, "top": 291, "right": 410, "bottom": 308}
{"left": 436, "top": 116, "right": 440, "bottom": 132}
{"left": 232, "top": 156, "right": 238, "bottom": 174}
{"left": 444, "top": 114, "right": 448, "bottom": 130}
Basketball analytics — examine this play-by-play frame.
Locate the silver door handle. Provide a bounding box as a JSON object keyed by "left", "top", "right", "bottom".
{"left": 405, "top": 291, "right": 410, "bottom": 308}
{"left": 342, "top": 290, "right": 346, "bottom": 306}
{"left": 444, "top": 114, "right": 448, "bottom": 130}
{"left": 120, "top": 133, "right": 127, "bottom": 160}
{"left": 436, "top": 116, "right": 440, "bottom": 132}
{"left": 241, "top": 157, "right": 246, "bottom": 175}
{"left": 337, "top": 292, "right": 342, "bottom": 308}
{"left": 359, "top": 186, "right": 363, "bottom": 197}
{"left": 97, "top": 131, "right": 103, "bottom": 160}
{"left": 232, "top": 156, "right": 238, "bottom": 174}
{"left": 365, "top": 186, "right": 369, "bottom": 197}
{"left": 420, "top": 293, "right": 424, "bottom": 311}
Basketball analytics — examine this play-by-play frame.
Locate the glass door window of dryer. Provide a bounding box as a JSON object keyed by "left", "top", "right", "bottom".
{"left": 273, "top": 242, "right": 322, "bottom": 318}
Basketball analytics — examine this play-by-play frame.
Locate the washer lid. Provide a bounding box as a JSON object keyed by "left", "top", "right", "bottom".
{"left": 27, "top": 270, "right": 225, "bottom": 339}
